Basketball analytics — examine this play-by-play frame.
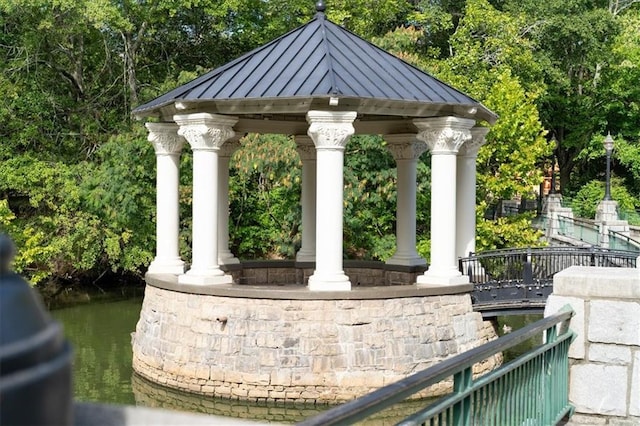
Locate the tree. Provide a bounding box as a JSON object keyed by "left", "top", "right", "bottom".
{"left": 377, "top": 0, "right": 550, "bottom": 249}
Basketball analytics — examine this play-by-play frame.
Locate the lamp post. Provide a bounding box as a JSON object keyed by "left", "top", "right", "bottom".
{"left": 603, "top": 132, "right": 614, "bottom": 201}
{"left": 550, "top": 136, "right": 558, "bottom": 195}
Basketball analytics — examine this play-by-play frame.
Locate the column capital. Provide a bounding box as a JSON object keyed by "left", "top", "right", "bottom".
{"left": 146, "top": 122, "right": 185, "bottom": 155}
{"left": 306, "top": 110, "right": 357, "bottom": 150}
{"left": 459, "top": 126, "right": 490, "bottom": 157}
{"left": 384, "top": 134, "right": 428, "bottom": 160}
{"left": 174, "top": 113, "right": 238, "bottom": 151}
{"left": 413, "top": 116, "right": 475, "bottom": 155}
{"left": 295, "top": 135, "right": 316, "bottom": 161}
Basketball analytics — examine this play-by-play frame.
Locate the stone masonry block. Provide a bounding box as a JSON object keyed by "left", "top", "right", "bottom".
{"left": 570, "top": 364, "right": 627, "bottom": 416}
{"left": 554, "top": 266, "right": 640, "bottom": 299}
{"left": 588, "top": 300, "right": 640, "bottom": 346}
{"left": 630, "top": 351, "right": 640, "bottom": 416}
{"left": 270, "top": 370, "right": 291, "bottom": 386}
{"left": 545, "top": 294, "right": 585, "bottom": 359}
{"left": 588, "top": 344, "right": 631, "bottom": 365}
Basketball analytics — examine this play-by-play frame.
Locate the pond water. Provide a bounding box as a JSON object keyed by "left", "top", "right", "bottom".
{"left": 51, "top": 296, "right": 540, "bottom": 424}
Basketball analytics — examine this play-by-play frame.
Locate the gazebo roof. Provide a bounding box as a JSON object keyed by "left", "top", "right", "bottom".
{"left": 133, "top": 5, "right": 496, "bottom": 132}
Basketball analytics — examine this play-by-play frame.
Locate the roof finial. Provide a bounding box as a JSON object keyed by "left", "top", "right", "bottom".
{"left": 315, "top": 0, "right": 326, "bottom": 15}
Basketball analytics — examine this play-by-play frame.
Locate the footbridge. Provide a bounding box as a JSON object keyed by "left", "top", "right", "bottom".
{"left": 459, "top": 246, "right": 638, "bottom": 318}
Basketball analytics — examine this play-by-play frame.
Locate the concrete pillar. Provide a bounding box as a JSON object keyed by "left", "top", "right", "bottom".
{"left": 414, "top": 116, "right": 474, "bottom": 286}
{"left": 546, "top": 266, "right": 640, "bottom": 423}
{"left": 456, "top": 127, "right": 488, "bottom": 259}
{"left": 596, "top": 199, "right": 619, "bottom": 223}
{"left": 146, "top": 122, "right": 186, "bottom": 275}
{"left": 385, "top": 134, "right": 428, "bottom": 267}
{"left": 295, "top": 135, "right": 316, "bottom": 263}
{"left": 218, "top": 137, "right": 241, "bottom": 265}
{"left": 175, "top": 113, "right": 238, "bottom": 285}
{"left": 306, "top": 110, "right": 357, "bottom": 291}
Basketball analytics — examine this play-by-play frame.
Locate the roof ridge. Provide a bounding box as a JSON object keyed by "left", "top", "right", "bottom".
{"left": 318, "top": 15, "right": 340, "bottom": 96}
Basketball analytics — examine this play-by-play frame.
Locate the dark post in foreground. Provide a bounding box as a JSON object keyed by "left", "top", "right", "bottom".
{"left": 0, "top": 234, "right": 73, "bottom": 426}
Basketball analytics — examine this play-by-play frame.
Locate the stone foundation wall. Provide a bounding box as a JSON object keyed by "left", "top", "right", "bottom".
{"left": 132, "top": 283, "right": 499, "bottom": 403}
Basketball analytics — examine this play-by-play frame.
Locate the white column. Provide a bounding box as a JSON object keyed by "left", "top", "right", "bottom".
{"left": 456, "top": 127, "right": 488, "bottom": 259}
{"left": 146, "top": 122, "right": 186, "bottom": 275}
{"left": 295, "top": 135, "right": 316, "bottom": 263}
{"left": 385, "top": 134, "right": 428, "bottom": 266}
{"left": 414, "top": 116, "right": 474, "bottom": 286}
{"left": 218, "top": 137, "right": 241, "bottom": 265}
{"left": 306, "top": 110, "right": 357, "bottom": 291}
{"left": 175, "top": 113, "right": 238, "bottom": 285}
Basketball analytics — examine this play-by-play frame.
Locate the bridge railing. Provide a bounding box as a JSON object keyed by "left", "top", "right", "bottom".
{"left": 557, "top": 215, "right": 600, "bottom": 245}
{"left": 299, "top": 308, "right": 576, "bottom": 426}
{"left": 608, "top": 230, "right": 640, "bottom": 252}
{"left": 459, "top": 247, "right": 638, "bottom": 314}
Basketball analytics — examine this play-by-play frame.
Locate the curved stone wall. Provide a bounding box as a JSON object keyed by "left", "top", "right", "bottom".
{"left": 132, "top": 279, "right": 499, "bottom": 403}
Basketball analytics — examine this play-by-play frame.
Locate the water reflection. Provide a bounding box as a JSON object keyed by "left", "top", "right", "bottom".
{"left": 52, "top": 297, "right": 143, "bottom": 405}
{"left": 132, "top": 373, "right": 433, "bottom": 425}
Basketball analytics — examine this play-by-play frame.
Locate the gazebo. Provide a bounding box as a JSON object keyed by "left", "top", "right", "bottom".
{"left": 131, "top": 2, "right": 499, "bottom": 402}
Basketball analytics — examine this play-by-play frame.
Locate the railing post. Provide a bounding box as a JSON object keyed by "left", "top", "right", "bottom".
{"left": 453, "top": 367, "right": 472, "bottom": 426}
{"left": 523, "top": 248, "right": 533, "bottom": 285}
{"left": 543, "top": 325, "right": 558, "bottom": 423}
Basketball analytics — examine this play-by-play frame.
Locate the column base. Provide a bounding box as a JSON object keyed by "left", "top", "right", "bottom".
{"left": 416, "top": 270, "right": 469, "bottom": 287}
{"left": 307, "top": 273, "right": 351, "bottom": 291}
{"left": 218, "top": 252, "right": 240, "bottom": 265}
{"left": 178, "top": 269, "right": 233, "bottom": 285}
{"left": 295, "top": 250, "right": 316, "bottom": 263}
{"left": 385, "top": 253, "right": 427, "bottom": 267}
{"left": 147, "top": 258, "right": 186, "bottom": 275}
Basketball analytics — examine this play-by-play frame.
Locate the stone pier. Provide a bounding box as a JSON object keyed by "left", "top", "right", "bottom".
{"left": 545, "top": 266, "right": 640, "bottom": 425}
{"left": 132, "top": 269, "right": 499, "bottom": 403}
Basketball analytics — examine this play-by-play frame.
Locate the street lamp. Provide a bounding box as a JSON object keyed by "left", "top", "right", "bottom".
{"left": 603, "top": 132, "right": 614, "bottom": 201}
{"left": 550, "top": 136, "right": 558, "bottom": 195}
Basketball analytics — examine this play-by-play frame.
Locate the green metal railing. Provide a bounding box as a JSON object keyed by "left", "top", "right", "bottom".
{"left": 608, "top": 230, "right": 640, "bottom": 253}
{"left": 299, "top": 308, "right": 576, "bottom": 426}
{"left": 557, "top": 215, "right": 600, "bottom": 246}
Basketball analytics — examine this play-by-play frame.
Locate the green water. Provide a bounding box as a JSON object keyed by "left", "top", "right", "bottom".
{"left": 51, "top": 297, "right": 537, "bottom": 423}
{"left": 52, "top": 297, "right": 142, "bottom": 405}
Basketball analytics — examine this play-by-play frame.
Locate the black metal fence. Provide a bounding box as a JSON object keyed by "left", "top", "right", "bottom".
{"left": 459, "top": 247, "right": 638, "bottom": 315}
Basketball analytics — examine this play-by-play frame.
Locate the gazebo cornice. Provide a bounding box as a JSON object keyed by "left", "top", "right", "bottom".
{"left": 144, "top": 97, "right": 495, "bottom": 132}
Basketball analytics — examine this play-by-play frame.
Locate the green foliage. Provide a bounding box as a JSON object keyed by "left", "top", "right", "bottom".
{"left": 476, "top": 213, "right": 545, "bottom": 252}
{"left": 229, "top": 134, "right": 301, "bottom": 259}
{"left": 0, "top": 128, "right": 155, "bottom": 283}
{"left": 570, "top": 178, "right": 640, "bottom": 221}
{"left": 477, "top": 70, "right": 551, "bottom": 203}
{"left": 344, "top": 135, "right": 399, "bottom": 260}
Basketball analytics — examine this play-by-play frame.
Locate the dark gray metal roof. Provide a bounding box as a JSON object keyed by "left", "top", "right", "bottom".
{"left": 133, "top": 10, "right": 496, "bottom": 124}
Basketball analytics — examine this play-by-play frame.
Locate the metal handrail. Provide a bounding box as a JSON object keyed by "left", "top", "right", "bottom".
{"left": 299, "top": 308, "right": 575, "bottom": 426}
{"left": 608, "top": 230, "right": 640, "bottom": 253}
{"left": 557, "top": 215, "right": 600, "bottom": 245}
